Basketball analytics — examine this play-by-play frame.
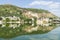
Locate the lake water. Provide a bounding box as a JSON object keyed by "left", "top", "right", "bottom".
{"left": 0, "top": 26, "right": 60, "bottom": 40}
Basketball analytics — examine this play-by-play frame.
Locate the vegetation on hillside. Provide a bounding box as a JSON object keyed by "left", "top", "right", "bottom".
{"left": 22, "top": 8, "right": 50, "bottom": 13}
{"left": 0, "top": 4, "right": 58, "bottom": 38}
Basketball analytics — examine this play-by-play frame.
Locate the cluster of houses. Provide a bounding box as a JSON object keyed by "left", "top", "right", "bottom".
{"left": 23, "top": 11, "right": 53, "bottom": 26}
{"left": 0, "top": 11, "right": 53, "bottom": 30}
{"left": 0, "top": 16, "right": 21, "bottom": 29}
{"left": 22, "top": 11, "right": 53, "bottom": 32}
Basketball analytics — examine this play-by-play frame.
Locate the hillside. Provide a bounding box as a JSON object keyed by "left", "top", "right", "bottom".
{"left": 0, "top": 4, "right": 58, "bottom": 38}
{"left": 0, "top": 4, "right": 57, "bottom": 18}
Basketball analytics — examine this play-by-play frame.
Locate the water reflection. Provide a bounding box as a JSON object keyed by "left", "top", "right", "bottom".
{"left": 0, "top": 16, "right": 60, "bottom": 40}
{"left": 11, "top": 27, "right": 60, "bottom": 40}
{"left": 0, "top": 25, "right": 60, "bottom": 40}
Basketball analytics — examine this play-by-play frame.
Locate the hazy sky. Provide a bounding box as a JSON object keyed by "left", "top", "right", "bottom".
{"left": 0, "top": 0, "right": 60, "bottom": 17}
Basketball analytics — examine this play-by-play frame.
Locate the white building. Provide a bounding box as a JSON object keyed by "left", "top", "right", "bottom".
{"left": 36, "top": 17, "right": 52, "bottom": 26}
{"left": 0, "top": 21, "right": 2, "bottom": 24}
{"left": 0, "top": 16, "right": 21, "bottom": 28}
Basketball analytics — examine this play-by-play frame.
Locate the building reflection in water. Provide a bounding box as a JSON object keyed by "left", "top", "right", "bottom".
{"left": 0, "top": 16, "right": 59, "bottom": 39}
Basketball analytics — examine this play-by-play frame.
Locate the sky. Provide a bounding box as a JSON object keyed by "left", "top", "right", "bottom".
{"left": 0, "top": 0, "right": 60, "bottom": 17}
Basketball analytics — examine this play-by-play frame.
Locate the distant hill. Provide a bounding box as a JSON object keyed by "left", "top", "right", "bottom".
{"left": 0, "top": 4, "right": 58, "bottom": 18}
